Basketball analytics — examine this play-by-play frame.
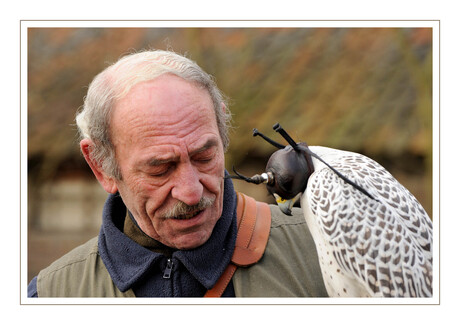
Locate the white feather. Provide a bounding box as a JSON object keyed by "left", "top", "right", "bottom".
{"left": 300, "top": 146, "right": 432, "bottom": 297}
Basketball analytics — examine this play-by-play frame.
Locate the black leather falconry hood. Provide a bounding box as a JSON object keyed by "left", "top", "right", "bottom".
{"left": 227, "top": 123, "right": 377, "bottom": 203}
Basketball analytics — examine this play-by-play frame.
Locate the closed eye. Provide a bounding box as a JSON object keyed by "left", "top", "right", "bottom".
{"left": 147, "top": 162, "right": 174, "bottom": 177}
{"left": 192, "top": 148, "right": 216, "bottom": 164}
{"left": 194, "top": 155, "right": 213, "bottom": 163}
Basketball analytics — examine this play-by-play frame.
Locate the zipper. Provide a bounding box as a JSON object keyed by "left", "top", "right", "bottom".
{"left": 163, "top": 258, "right": 174, "bottom": 279}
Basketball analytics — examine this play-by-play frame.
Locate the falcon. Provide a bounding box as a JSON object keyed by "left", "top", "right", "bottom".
{"left": 229, "top": 123, "right": 433, "bottom": 297}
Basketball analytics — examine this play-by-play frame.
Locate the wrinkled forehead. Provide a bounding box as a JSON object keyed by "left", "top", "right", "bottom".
{"left": 112, "top": 74, "right": 212, "bottom": 116}
{"left": 109, "top": 75, "right": 219, "bottom": 145}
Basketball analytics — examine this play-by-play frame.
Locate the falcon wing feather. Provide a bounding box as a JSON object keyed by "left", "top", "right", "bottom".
{"left": 304, "top": 148, "right": 432, "bottom": 297}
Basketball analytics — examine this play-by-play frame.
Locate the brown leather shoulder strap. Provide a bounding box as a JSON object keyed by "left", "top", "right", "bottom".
{"left": 232, "top": 192, "right": 271, "bottom": 266}
{"left": 204, "top": 192, "right": 271, "bottom": 297}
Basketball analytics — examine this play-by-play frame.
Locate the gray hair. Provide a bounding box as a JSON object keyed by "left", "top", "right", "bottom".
{"left": 76, "top": 50, "right": 231, "bottom": 179}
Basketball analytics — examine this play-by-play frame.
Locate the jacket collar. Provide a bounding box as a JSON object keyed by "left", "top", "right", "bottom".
{"left": 98, "top": 175, "right": 237, "bottom": 292}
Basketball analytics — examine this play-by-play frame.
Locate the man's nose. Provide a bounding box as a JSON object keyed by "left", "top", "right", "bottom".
{"left": 171, "top": 162, "right": 203, "bottom": 206}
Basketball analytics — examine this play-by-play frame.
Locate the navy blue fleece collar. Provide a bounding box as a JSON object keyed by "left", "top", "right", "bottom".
{"left": 98, "top": 176, "right": 237, "bottom": 292}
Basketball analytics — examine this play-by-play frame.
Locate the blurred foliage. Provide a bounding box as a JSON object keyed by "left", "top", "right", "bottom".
{"left": 27, "top": 27, "right": 433, "bottom": 214}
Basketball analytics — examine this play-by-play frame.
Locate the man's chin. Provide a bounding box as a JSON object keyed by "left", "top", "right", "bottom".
{"left": 166, "top": 208, "right": 219, "bottom": 249}
{"left": 169, "top": 232, "right": 212, "bottom": 250}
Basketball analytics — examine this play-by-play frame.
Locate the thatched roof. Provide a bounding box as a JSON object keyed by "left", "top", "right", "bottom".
{"left": 27, "top": 27, "right": 432, "bottom": 181}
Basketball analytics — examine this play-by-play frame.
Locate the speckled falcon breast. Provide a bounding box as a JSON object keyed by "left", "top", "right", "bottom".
{"left": 301, "top": 146, "right": 432, "bottom": 297}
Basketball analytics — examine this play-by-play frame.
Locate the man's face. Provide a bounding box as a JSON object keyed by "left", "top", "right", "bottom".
{"left": 109, "top": 74, "right": 225, "bottom": 250}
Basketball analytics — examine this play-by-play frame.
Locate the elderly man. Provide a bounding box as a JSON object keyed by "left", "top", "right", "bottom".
{"left": 28, "top": 50, "right": 327, "bottom": 297}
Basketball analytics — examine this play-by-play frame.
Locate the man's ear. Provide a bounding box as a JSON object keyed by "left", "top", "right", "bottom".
{"left": 80, "top": 138, "right": 118, "bottom": 194}
{"left": 221, "top": 102, "right": 227, "bottom": 114}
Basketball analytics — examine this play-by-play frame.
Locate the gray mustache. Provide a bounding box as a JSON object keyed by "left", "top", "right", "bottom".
{"left": 161, "top": 196, "right": 215, "bottom": 219}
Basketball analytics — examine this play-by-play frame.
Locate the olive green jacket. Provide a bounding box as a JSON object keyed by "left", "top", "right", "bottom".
{"left": 36, "top": 205, "right": 328, "bottom": 297}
